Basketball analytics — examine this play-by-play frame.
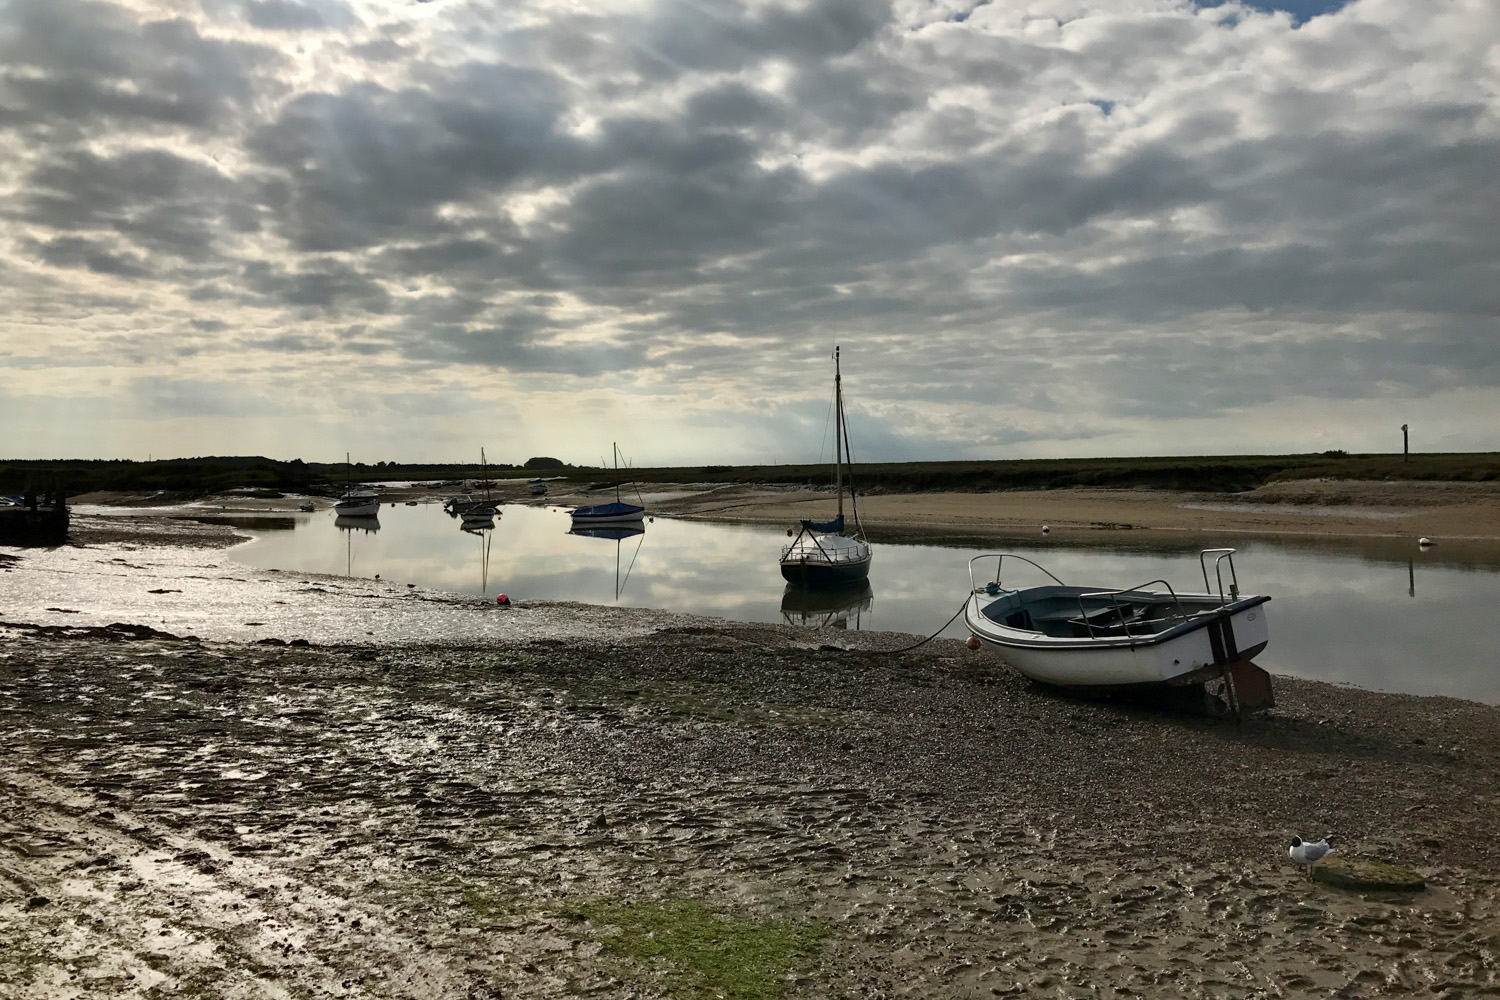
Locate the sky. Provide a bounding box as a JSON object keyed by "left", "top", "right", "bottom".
{"left": 1, "top": 0, "right": 1497, "bottom": 467}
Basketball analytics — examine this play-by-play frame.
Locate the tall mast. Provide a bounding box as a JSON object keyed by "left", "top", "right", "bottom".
{"left": 834, "top": 346, "right": 844, "bottom": 520}
{"left": 613, "top": 442, "right": 621, "bottom": 503}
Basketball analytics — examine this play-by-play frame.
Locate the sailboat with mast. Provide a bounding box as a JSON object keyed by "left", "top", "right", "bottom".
{"left": 780, "top": 345, "right": 872, "bottom": 587}
{"left": 569, "top": 443, "right": 646, "bottom": 527}
{"left": 333, "top": 452, "right": 381, "bottom": 517}
{"left": 460, "top": 448, "right": 499, "bottom": 525}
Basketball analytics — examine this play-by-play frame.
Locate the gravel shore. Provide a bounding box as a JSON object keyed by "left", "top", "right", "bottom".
{"left": 2, "top": 511, "right": 1498, "bottom": 998}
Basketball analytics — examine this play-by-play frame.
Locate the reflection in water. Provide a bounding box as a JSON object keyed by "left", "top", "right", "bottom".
{"left": 461, "top": 520, "right": 495, "bottom": 597}
{"left": 334, "top": 513, "right": 379, "bottom": 578}
{"left": 569, "top": 523, "right": 646, "bottom": 599}
{"left": 781, "top": 584, "right": 874, "bottom": 629}
{"left": 224, "top": 504, "right": 1500, "bottom": 703}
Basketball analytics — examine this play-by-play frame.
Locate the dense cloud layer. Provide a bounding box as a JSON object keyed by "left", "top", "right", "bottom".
{"left": 1, "top": 0, "right": 1497, "bottom": 462}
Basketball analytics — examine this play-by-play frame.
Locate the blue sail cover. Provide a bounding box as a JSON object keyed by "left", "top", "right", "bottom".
{"left": 800, "top": 514, "right": 845, "bottom": 534}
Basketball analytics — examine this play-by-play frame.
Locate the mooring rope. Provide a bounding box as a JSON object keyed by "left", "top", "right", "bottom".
{"left": 863, "top": 595, "right": 973, "bottom": 656}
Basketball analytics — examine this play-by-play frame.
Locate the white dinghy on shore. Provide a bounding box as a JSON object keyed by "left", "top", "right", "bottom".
{"left": 964, "top": 548, "right": 1274, "bottom": 715}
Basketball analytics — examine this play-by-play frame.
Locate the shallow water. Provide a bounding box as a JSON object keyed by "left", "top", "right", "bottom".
{"left": 224, "top": 502, "right": 1500, "bottom": 704}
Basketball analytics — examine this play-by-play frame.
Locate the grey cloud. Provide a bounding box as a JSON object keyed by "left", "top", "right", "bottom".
{"left": 18, "top": 147, "right": 245, "bottom": 261}
{"left": 0, "top": 3, "right": 274, "bottom": 135}
{"left": 245, "top": 0, "right": 353, "bottom": 31}
{"left": 247, "top": 65, "right": 580, "bottom": 251}
{"left": 241, "top": 260, "right": 393, "bottom": 314}
{"left": 625, "top": 0, "right": 890, "bottom": 78}
{"left": 404, "top": 320, "right": 648, "bottom": 376}
{"left": 29, "top": 235, "right": 152, "bottom": 279}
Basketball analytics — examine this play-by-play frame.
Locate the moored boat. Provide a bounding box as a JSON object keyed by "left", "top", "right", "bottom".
{"left": 334, "top": 453, "right": 381, "bottom": 516}
{"left": 780, "top": 345, "right": 871, "bottom": 587}
{"left": 570, "top": 443, "right": 645, "bottom": 527}
{"left": 963, "top": 549, "right": 1273, "bottom": 712}
{"left": 333, "top": 488, "right": 381, "bottom": 517}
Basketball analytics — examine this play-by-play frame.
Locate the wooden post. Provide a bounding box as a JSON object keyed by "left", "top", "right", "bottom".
{"left": 1402, "top": 423, "right": 1409, "bottom": 461}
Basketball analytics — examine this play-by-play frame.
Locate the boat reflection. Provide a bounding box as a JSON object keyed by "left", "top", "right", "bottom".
{"left": 462, "top": 519, "right": 495, "bottom": 596}
{"left": 334, "top": 513, "right": 379, "bottom": 578}
{"left": 334, "top": 514, "right": 380, "bottom": 534}
{"left": 569, "top": 523, "right": 646, "bottom": 599}
{"left": 780, "top": 583, "right": 874, "bottom": 629}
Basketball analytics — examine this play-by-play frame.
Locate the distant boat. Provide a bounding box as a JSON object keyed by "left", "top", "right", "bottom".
{"left": 298, "top": 501, "right": 316, "bottom": 512}
{"left": 963, "top": 548, "right": 1274, "bottom": 713}
{"left": 529, "top": 478, "right": 549, "bottom": 496}
{"left": 334, "top": 489, "right": 380, "bottom": 517}
{"left": 780, "top": 346, "right": 871, "bottom": 587}
{"left": 334, "top": 452, "right": 381, "bottom": 516}
{"left": 453, "top": 448, "right": 500, "bottom": 520}
{"left": 570, "top": 443, "right": 645, "bottom": 527}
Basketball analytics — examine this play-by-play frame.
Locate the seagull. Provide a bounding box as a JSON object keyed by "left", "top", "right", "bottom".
{"left": 1289, "top": 835, "right": 1333, "bottom": 872}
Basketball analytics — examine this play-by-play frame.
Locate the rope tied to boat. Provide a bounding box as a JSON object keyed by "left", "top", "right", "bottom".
{"left": 863, "top": 596, "right": 972, "bottom": 656}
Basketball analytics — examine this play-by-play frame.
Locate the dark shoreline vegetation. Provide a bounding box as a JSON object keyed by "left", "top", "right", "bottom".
{"left": 4, "top": 451, "right": 1500, "bottom": 499}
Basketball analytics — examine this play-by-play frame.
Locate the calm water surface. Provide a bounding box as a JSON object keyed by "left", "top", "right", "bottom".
{"left": 231, "top": 502, "right": 1500, "bottom": 704}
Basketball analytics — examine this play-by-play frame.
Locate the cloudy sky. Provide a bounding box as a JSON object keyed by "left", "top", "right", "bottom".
{"left": 2, "top": 0, "right": 1496, "bottom": 466}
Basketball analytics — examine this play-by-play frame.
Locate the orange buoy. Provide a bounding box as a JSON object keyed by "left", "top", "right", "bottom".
{"left": 965, "top": 636, "right": 981, "bottom": 651}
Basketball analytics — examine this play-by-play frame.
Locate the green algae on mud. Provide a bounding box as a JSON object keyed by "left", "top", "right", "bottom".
{"left": 562, "top": 898, "right": 827, "bottom": 1000}
{"left": 1312, "top": 856, "right": 1428, "bottom": 892}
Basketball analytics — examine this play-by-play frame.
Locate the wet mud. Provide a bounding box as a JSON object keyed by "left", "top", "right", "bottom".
{"left": 2, "top": 624, "right": 1498, "bottom": 998}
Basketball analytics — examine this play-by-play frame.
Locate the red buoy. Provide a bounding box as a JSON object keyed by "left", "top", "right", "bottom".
{"left": 496, "top": 594, "right": 511, "bottom": 606}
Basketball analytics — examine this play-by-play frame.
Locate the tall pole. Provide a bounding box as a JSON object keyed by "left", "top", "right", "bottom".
{"left": 834, "top": 346, "right": 844, "bottom": 520}
{"left": 1401, "top": 424, "right": 1409, "bottom": 462}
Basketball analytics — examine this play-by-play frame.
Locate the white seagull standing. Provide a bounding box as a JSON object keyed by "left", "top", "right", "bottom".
{"left": 1289, "top": 835, "right": 1333, "bottom": 873}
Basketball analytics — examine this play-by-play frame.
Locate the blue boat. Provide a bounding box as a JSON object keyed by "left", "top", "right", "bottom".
{"left": 570, "top": 443, "right": 646, "bottom": 527}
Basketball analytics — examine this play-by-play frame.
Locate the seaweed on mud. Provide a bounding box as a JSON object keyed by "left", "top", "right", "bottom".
{"left": 562, "top": 898, "right": 826, "bottom": 1000}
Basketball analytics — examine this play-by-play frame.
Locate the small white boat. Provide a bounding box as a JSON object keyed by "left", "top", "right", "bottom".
{"left": 964, "top": 549, "right": 1272, "bottom": 710}
{"left": 333, "top": 488, "right": 381, "bottom": 517}
{"left": 333, "top": 452, "right": 381, "bottom": 516}
{"left": 529, "top": 478, "right": 549, "bottom": 496}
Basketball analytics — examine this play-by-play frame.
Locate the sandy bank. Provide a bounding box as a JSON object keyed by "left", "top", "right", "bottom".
{"left": 642, "top": 478, "right": 1500, "bottom": 544}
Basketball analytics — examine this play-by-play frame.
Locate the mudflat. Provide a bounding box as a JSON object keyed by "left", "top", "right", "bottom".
{"left": 2, "top": 499, "right": 1498, "bottom": 998}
